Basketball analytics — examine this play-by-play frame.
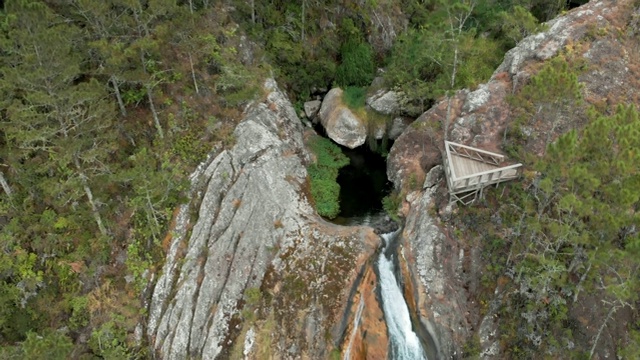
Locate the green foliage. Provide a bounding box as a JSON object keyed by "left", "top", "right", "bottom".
{"left": 329, "top": 348, "right": 342, "bottom": 360}
{"left": 21, "top": 330, "right": 73, "bottom": 360}
{"left": 68, "top": 296, "right": 90, "bottom": 331}
{"left": 619, "top": 327, "right": 640, "bottom": 358}
{"left": 307, "top": 136, "right": 350, "bottom": 218}
{"left": 385, "top": 17, "right": 503, "bottom": 115}
{"left": 125, "top": 239, "right": 153, "bottom": 293}
{"left": 382, "top": 192, "right": 402, "bottom": 222}
{"left": 462, "top": 334, "right": 482, "bottom": 358}
{"left": 335, "top": 40, "right": 375, "bottom": 87}
{"left": 172, "top": 132, "right": 211, "bottom": 165}
{"left": 307, "top": 171, "right": 342, "bottom": 218}
{"left": 241, "top": 287, "right": 263, "bottom": 322}
{"left": 494, "top": 104, "right": 640, "bottom": 356}
{"left": 505, "top": 56, "right": 584, "bottom": 154}
{"left": 342, "top": 86, "right": 367, "bottom": 109}
{"left": 88, "top": 315, "right": 132, "bottom": 359}
{"left": 499, "top": 5, "right": 545, "bottom": 46}
{"left": 244, "top": 287, "right": 262, "bottom": 306}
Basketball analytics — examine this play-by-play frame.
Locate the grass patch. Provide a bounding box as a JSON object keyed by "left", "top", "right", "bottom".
{"left": 307, "top": 136, "right": 350, "bottom": 218}
{"left": 342, "top": 86, "right": 367, "bottom": 109}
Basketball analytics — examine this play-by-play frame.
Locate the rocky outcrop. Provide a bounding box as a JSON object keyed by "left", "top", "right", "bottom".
{"left": 388, "top": 0, "right": 637, "bottom": 190}
{"left": 303, "top": 99, "right": 321, "bottom": 120}
{"left": 147, "top": 79, "right": 382, "bottom": 359}
{"left": 387, "top": 0, "right": 640, "bottom": 358}
{"left": 366, "top": 89, "right": 400, "bottom": 116}
{"left": 396, "top": 166, "right": 469, "bottom": 359}
{"left": 388, "top": 117, "right": 410, "bottom": 140}
{"left": 341, "top": 265, "right": 389, "bottom": 360}
{"left": 318, "top": 88, "right": 367, "bottom": 149}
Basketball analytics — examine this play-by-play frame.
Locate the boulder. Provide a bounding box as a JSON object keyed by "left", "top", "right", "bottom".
{"left": 303, "top": 100, "right": 321, "bottom": 120}
{"left": 366, "top": 89, "right": 400, "bottom": 115}
{"left": 318, "top": 88, "right": 367, "bottom": 149}
{"left": 388, "top": 117, "right": 410, "bottom": 140}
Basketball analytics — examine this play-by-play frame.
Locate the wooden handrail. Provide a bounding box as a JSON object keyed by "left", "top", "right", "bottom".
{"left": 445, "top": 141, "right": 505, "bottom": 160}
{"left": 452, "top": 163, "right": 522, "bottom": 182}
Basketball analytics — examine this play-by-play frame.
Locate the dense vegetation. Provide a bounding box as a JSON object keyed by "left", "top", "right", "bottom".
{"left": 307, "top": 136, "right": 350, "bottom": 219}
{"left": 0, "top": 0, "right": 588, "bottom": 357}
{"left": 0, "top": 0, "right": 261, "bottom": 357}
{"left": 459, "top": 54, "right": 640, "bottom": 358}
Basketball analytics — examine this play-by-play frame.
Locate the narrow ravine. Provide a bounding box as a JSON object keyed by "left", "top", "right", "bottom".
{"left": 379, "top": 231, "right": 427, "bottom": 360}
{"left": 316, "top": 131, "right": 429, "bottom": 359}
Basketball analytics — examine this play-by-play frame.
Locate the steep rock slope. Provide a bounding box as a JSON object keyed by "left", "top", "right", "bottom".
{"left": 388, "top": 0, "right": 638, "bottom": 190}
{"left": 147, "top": 79, "right": 381, "bottom": 359}
{"left": 387, "top": 0, "right": 640, "bottom": 358}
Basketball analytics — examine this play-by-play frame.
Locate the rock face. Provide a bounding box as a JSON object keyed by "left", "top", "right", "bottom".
{"left": 397, "top": 166, "right": 469, "bottom": 359}
{"left": 147, "top": 79, "right": 382, "bottom": 359}
{"left": 366, "top": 89, "right": 400, "bottom": 116}
{"left": 341, "top": 265, "right": 389, "bottom": 360}
{"left": 318, "top": 88, "right": 367, "bottom": 149}
{"left": 388, "top": 0, "right": 637, "bottom": 190}
{"left": 387, "top": 0, "right": 640, "bottom": 358}
{"left": 303, "top": 100, "right": 321, "bottom": 120}
{"left": 388, "top": 117, "right": 410, "bottom": 140}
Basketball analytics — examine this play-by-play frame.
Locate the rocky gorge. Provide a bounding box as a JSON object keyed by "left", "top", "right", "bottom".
{"left": 145, "top": 0, "right": 640, "bottom": 358}
{"left": 147, "top": 79, "right": 389, "bottom": 359}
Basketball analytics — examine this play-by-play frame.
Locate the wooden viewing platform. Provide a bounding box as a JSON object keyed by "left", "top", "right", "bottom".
{"left": 443, "top": 141, "right": 522, "bottom": 205}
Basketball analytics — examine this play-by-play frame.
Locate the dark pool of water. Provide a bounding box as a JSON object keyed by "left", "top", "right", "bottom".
{"left": 336, "top": 142, "right": 392, "bottom": 218}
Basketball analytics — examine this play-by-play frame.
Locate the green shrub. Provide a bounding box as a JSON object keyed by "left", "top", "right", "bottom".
{"left": 68, "top": 296, "right": 90, "bottom": 331}
{"left": 335, "top": 40, "right": 375, "bottom": 87}
{"left": 382, "top": 192, "right": 402, "bottom": 222}
{"left": 88, "top": 316, "right": 131, "bottom": 359}
{"left": 307, "top": 136, "right": 349, "bottom": 219}
{"left": 21, "top": 330, "right": 73, "bottom": 360}
{"left": 342, "top": 86, "right": 367, "bottom": 110}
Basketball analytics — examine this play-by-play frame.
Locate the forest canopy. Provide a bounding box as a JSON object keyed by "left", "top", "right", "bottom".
{"left": 0, "top": 0, "right": 590, "bottom": 357}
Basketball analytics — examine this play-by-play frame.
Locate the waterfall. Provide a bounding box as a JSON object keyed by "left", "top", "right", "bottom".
{"left": 379, "top": 231, "right": 427, "bottom": 360}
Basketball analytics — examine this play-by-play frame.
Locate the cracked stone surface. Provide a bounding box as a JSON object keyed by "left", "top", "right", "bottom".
{"left": 147, "top": 79, "right": 379, "bottom": 359}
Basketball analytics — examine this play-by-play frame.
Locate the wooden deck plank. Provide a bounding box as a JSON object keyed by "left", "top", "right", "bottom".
{"left": 444, "top": 141, "right": 522, "bottom": 204}
{"left": 451, "top": 155, "right": 496, "bottom": 178}
{"left": 449, "top": 154, "right": 519, "bottom": 191}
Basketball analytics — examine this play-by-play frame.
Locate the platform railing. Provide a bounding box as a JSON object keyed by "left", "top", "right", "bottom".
{"left": 446, "top": 141, "right": 503, "bottom": 166}
{"left": 450, "top": 163, "right": 522, "bottom": 190}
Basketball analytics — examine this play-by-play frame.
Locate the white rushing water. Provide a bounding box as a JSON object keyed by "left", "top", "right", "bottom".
{"left": 379, "top": 231, "right": 427, "bottom": 360}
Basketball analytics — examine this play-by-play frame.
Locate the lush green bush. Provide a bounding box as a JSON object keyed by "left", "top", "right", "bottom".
{"left": 335, "top": 40, "right": 375, "bottom": 87}
{"left": 382, "top": 192, "right": 402, "bottom": 222}
{"left": 21, "top": 330, "right": 73, "bottom": 360}
{"left": 307, "top": 136, "right": 350, "bottom": 218}
{"left": 342, "top": 86, "right": 367, "bottom": 109}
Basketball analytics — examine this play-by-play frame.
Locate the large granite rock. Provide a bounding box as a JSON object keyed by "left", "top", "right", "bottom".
{"left": 366, "top": 89, "right": 400, "bottom": 116}
{"left": 388, "top": 117, "right": 411, "bottom": 140}
{"left": 147, "top": 79, "right": 381, "bottom": 359}
{"left": 304, "top": 100, "right": 321, "bottom": 120}
{"left": 318, "top": 88, "right": 367, "bottom": 149}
